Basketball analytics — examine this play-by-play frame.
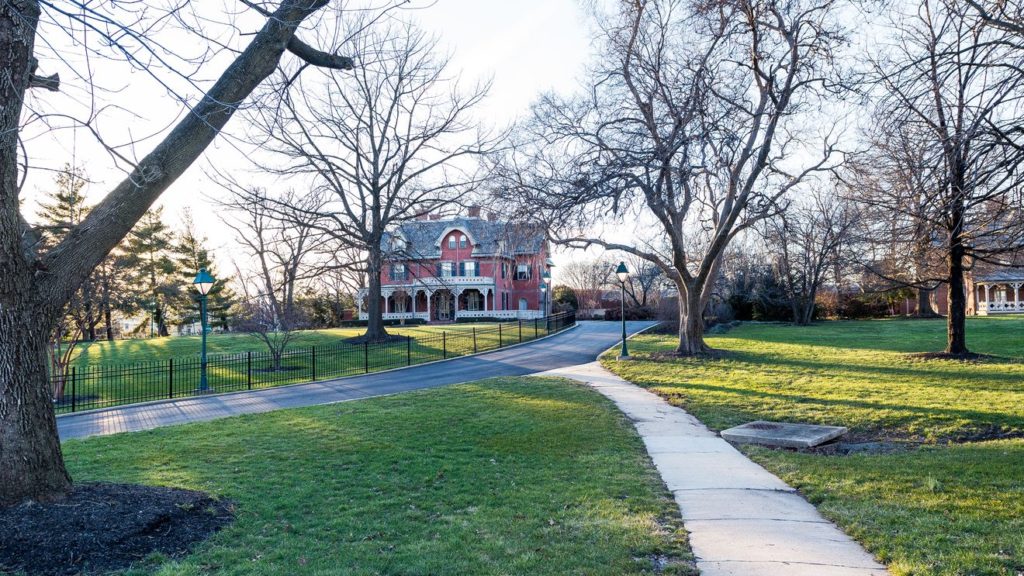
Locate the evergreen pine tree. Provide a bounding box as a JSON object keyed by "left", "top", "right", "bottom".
{"left": 174, "top": 210, "right": 237, "bottom": 330}
{"left": 119, "top": 207, "right": 179, "bottom": 337}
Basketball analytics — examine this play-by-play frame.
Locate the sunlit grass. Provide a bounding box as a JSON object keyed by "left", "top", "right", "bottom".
{"left": 62, "top": 377, "right": 694, "bottom": 575}
{"left": 602, "top": 317, "right": 1024, "bottom": 576}
{"left": 61, "top": 321, "right": 556, "bottom": 413}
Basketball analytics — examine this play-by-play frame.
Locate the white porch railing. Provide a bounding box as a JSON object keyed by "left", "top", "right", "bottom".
{"left": 358, "top": 309, "right": 545, "bottom": 321}
{"left": 978, "top": 301, "right": 1024, "bottom": 315}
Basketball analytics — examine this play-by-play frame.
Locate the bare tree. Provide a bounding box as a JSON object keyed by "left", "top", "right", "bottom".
{"left": 866, "top": 0, "right": 1024, "bottom": 355}
{"left": 764, "top": 188, "right": 858, "bottom": 325}
{"left": 559, "top": 258, "right": 614, "bottom": 311}
{"left": 621, "top": 252, "right": 666, "bottom": 308}
{"left": 496, "top": 0, "right": 846, "bottom": 355}
{"left": 233, "top": 20, "right": 496, "bottom": 341}
{"left": 1, "top": 1, "right": 357, "bottom": 506}
{"left": 221, "top": 189, "right": 330, "bottom": 367}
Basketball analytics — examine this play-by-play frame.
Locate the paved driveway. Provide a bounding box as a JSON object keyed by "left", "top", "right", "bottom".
{"left": 58, "top": 320, "right": 657, "bottom": 441}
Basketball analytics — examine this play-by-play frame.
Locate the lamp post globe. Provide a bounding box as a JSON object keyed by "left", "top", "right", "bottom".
{"left": 615, "top": 262, "right": 630, "bottom": 359}
{"left": 192, "top": 268, "right": 216, "bottom": 392}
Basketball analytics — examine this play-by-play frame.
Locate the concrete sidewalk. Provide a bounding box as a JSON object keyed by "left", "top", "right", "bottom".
{"left": 541, "top": 362, "right": 889, "bottom": 576}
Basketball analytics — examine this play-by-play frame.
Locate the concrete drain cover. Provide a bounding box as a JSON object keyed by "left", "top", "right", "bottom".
{"left": 721, "top": 420, "right": 848, "bottom": 448}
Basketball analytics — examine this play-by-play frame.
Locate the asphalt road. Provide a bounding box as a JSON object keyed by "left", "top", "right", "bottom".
{"left": 57, "top": 320, "right": 657, "bottom": 441}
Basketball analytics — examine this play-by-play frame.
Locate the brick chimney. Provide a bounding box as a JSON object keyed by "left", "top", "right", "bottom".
{"left": 467, "top": 205, "right": 481, "bottom": 218}
{"left": 487, "top": 211, "right": 499, "bottom": 222}
{"left": 415, "top": 212, "right": 430, "bottom": 221}
{"left": 429, "top": 214, "right": 442, "bottom": 221}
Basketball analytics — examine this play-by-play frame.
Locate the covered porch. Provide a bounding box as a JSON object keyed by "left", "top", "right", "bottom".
{"left": 357, "top": 283, "right": 545, "bottom": 322}
{"left": 975, "top": 274, "right": 1024, "bottom": 315}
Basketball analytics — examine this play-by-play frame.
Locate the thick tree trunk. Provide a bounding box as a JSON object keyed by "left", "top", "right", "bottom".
{"left": 917, "top": 287, "right": 937, "bottom": 317}
{"left": 2, "top": 0, "right": 345, "bottom": 505}
{"left": 1, "top": 307, "right": 73, "bottom": 506}
{"left": 946, "top": 243, "right": 969, "bottom": 355}
{"left": 363, "top": 248, "right": 389, "bottom": 341}
{"left": 676, "top": 284, "right": 710, "bottom": 356}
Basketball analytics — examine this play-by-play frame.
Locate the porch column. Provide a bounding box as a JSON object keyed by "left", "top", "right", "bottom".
{"left": 426, "top": 290, "right": 432, "bottom": 320}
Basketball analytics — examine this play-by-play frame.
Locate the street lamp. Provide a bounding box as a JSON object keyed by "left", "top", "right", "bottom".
{"left": 615, "top": 261, "right": 630, "bottom": 359}
{"left": 539, "top": 280, "right": 548, "bottom": 318}
{"left": 541, "top": 270, "right": 551, "bottom": 316}
{"left": 192, "top": 268, "right": 215, "bottom": 392}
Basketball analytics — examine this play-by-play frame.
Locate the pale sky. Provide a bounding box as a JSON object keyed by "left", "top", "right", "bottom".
{"left": 22, "top": 1, "right": 599, "bottom": 280}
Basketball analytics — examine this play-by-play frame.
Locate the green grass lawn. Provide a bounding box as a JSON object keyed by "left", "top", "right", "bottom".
{"left": 60, "top": 321, "right": 557, "bottom": 413}
{"left": 72, "top": 323, "right": 512, "bottom": 368}
{"left": 603, "top": 317, "right": 1024, "bottom": 576}
{"left": 61, "top": 377, "right": 694, "bottom": 575}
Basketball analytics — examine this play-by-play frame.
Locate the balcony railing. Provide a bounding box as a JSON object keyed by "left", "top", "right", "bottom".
{"left": 360, "top": 309, "right": 545, "bottom": 321}
{"left": 978, "top": 300, "right": 1024, "bottom": 314}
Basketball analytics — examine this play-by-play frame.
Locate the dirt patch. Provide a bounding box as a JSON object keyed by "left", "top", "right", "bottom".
{"left": 0, "top": 482, "right": 234, "bottom": 575}
{"left": 908, "top": 351, "right": 998, "bottom": 362}
{"left": 344, "top": 334, "right": 411, "bottom": 345}
{"left": 811, "top": 441, "right": 920, "bottom": 456}
{"left": 646, "top": 348, "right": 735, "bottom": 361}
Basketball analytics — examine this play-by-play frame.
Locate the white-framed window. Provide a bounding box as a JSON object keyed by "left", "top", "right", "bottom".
{"left": 519, "top": 297, "right": 528, "bottom": 310}
{"left": 448, "top": 235, "right": 457, "bottom": 250}
{"left": 460, "top": 234, "right": 468, "bottom": 249}
{"left": 516, "top": 264, "right": 531, "bottom": 280}
{"left": 390, "top": 263, "right": 406, "bottom": 281}
{"left": 467, "top": 291, "right": 483, "bottom": 311}
{"left": 462, "top": 261, "right": 477, "bottom": 277}
{"left": 440, "top": 262, "right": 454, "bottom": 277}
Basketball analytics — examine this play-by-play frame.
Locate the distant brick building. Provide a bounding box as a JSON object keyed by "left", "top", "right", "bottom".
{"left": 357, "top": 209, "right": 553, "bottom": 322}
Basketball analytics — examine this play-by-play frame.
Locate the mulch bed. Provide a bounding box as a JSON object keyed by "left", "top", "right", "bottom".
{"left": 0, "top": 482, "right": 234, "bottom": 575}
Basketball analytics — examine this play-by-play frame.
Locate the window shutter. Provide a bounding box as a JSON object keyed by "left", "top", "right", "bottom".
{"left": 459, "top": 262, "right": 465, "bottom": 276}
{"left": 437, "top": 263, "right": 442, "bottom": 277}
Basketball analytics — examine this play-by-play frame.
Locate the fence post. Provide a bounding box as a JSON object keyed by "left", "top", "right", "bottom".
{"left": 472, "top": 327, "right": 477, "bottom": 353}
{"left": 443, "top": 331, "right": 447, "bottom": 359}
{"left": 534, "top": 318, "right": 538, "bottom": 338}
{"left": 70, "top": 367, "right": 77, "bottom": 413}
{"left": 311, "top": 346, "right": 317, "bottom": 381}
{"left": 246, "top": 351, "right": 252, "bottom": 390}
{"left": 407, "top": 336, "right": 412, "bottom": 366}
{"left": 364, "top": 341, "right": 370, "bottom": 373}
{"left": 499, "top": 324, "right": 503, "bottom": 347}
{"left": 518, "top": 320, "right": 522, "bottom": 343}
{"left": 168, "top": 359, "right": 174, "bottom": 399}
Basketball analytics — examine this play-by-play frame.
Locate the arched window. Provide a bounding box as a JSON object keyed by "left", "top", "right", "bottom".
{"left": 459, "top": 234, "right": 468, "bottom": 249}
{"left": 448, "top": 234, "right": 457, "bottom": 250}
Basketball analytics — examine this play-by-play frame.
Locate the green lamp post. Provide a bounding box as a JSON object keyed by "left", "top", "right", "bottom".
{"left": 615, "top": 261, "right": 630, "bottom": 359}
{"left": 193, "top": 268, "right": 215, "bottom": 392}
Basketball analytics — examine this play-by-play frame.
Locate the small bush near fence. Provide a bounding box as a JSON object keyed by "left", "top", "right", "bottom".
{"left": 53, "top": 313, "right": 575, "bottom": 415}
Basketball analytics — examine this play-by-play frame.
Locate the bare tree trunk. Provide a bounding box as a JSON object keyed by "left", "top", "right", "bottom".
{"left": 917, "top": 287, "right": 937, "bottom": 317}
{"left": 364, "top": 248, "right": 389, "bottom": 341}
{"left": 676, "top": 283, "right": 709, "bottom": 356}
{"left": 0, "top": 306, "right": 73, "bottom": 505}
{"left": 946, "top": 241, "right": 969, "bottom": 355}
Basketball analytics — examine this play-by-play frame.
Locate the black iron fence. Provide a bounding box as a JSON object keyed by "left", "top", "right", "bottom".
{"left": 54, "top": 312, "right": 576, "bottom": 414}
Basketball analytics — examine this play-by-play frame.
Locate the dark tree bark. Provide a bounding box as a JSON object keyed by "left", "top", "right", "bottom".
{"left": 1, "top": 0, "right": 353, "bottom": 506}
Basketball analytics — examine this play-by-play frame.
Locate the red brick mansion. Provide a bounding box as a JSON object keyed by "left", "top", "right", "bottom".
{"left": 357, "top": 209, "right": 553, "bottom": 322}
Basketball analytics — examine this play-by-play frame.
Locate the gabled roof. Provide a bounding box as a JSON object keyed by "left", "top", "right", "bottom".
{"left": 383, "top": 217, "right": 545, "bottom": 259}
